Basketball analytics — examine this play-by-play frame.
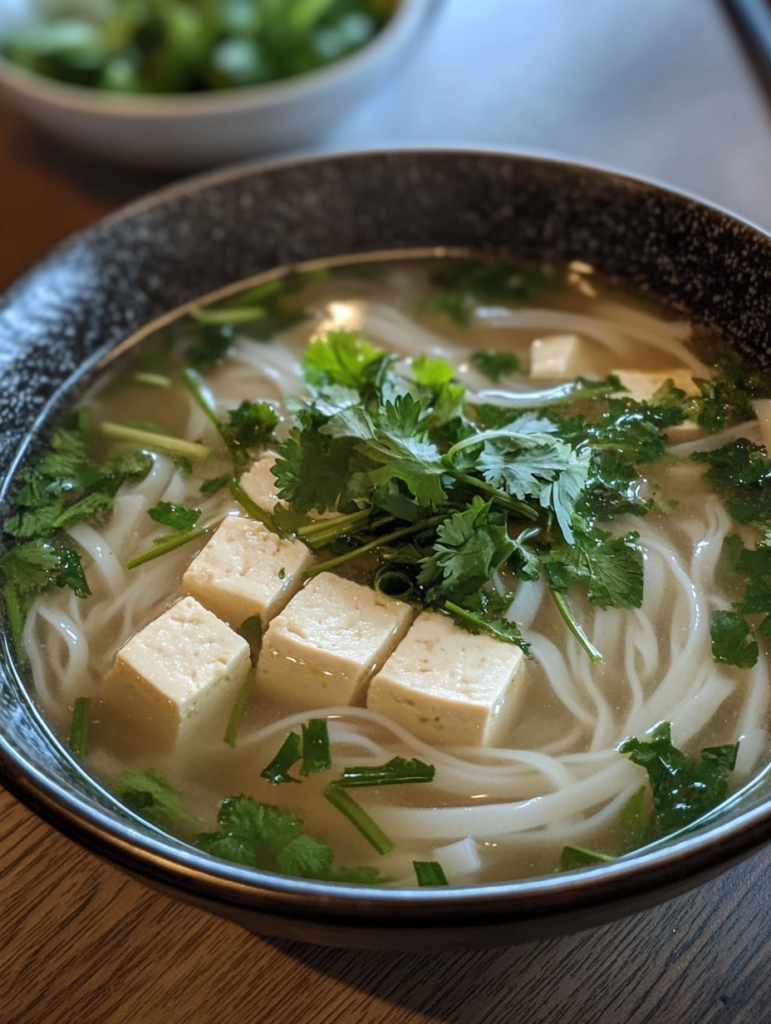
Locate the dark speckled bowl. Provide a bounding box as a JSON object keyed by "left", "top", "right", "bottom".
{"left": 3, "top": 150, "right": 771, "bottom": 950}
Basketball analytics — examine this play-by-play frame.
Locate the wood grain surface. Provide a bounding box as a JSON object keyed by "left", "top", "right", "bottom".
{"left": 3, "top": 2, "right": 771, "bottom": 1020}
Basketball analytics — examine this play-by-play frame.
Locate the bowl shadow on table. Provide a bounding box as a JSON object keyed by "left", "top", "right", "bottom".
{"left": 257, "top": 853, "right": 766, "bottom": 1024}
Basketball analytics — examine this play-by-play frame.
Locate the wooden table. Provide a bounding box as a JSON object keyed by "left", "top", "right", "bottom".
{"left": 3, "top": 2, "right": 771, "bottom": 1021}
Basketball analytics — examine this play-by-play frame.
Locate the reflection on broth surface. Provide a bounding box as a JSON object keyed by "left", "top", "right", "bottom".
{"left": 5, "top": 254, "right": 771, "bottom": 886}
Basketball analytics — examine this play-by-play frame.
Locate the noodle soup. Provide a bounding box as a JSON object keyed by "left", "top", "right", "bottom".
{"left": 5, "top": 254, "right": 770, "bottom": 886}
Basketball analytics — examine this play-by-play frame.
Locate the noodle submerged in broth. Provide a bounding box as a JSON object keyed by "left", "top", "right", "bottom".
{"left": 5, "top": 254, "right": 771, "bottom": 886}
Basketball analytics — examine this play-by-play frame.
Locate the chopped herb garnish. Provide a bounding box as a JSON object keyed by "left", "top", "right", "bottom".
{"left": 148, "top": 501, "right": 202, "bottom": 532}
{"left": 300, "top": 718, "right": 332, "bottom": 776}
{"left": 100, "top": 422, "right": 211, "bottom": 462}
{"left": 324, "top": 784, "right": 394, "bottom": 855}
{"left": 115, "top": 768, "right": 198, "bottom": 833}
{"left": 557, "top": 846, "right": 615, "bottom": 871}
{"left": 194, "top": 796, "right": 385, "bottom": 882}
{"left": 413, "top": 861, "right": 449, "bottom": 886}
{"left": 619, "top": 721, "right": 739, "bottom": 832}
{"left": 470, "top": 350, "right": 522, "bottom": 382}
{"left": 336, "top": 757, "right": 435, "bottom": 787}
{"left": 68, "top": 696, "right": 91, "bottom": 759}
{"left": 260, "top": 732, "right": 303, "bottom": 784}
{"left": 223, "top": 670, "right": 256, "bottom": 748}
{"left": 125, "top": 525, "right": 211, "bottom": 570}
{"left": 200, "top": 473, "right": 232, "bottom": 494}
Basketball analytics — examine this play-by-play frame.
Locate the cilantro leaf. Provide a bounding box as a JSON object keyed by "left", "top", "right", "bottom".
{"left": 272, "top": 429, "right": 356, "bottom": 513}
{"left": 619, "top": 722, "right": 738, "bottom": 832}
{"left": 557, "top": 846, "right": 615, "bottom": 871}
{"left": 545, "top": 529, "right": 644, "bottom": 609}
{"left": 445, "top": 599, "right": 529, "bottom": 651}
{"left": 195, "top": 796, "right": 351, "bottom": 879}
{"left": 148, "top": 501, "right": 202, "bottom": 532}
{"left": 423, "top": 259, "right": 560, "bottom": 326}
{"left": 225, "top": 400, "right": 279, "bottom": 450}
{"left": 303, "top": 330, "right": 385, "bottom": 389}
{"left": 418, "top": 497, "right": 515, "bottom": 604}
{"left": 115, "top": 768, "right": 198, "bottom": 833}
{"left": 470, "top": 350, "right": 521, "bottom": 382}
{"left": 711, "top": 609, "right": 759, "bottom": 668}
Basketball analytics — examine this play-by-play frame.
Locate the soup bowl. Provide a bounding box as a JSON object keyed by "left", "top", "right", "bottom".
{"left": 3, "top": 149, "right": 771, "bottom": 950}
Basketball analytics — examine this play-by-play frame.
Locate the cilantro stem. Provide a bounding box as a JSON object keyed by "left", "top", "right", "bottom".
{"left": 303, "top": 514, "right": 447, "bottom": 578}
{"left": 3, "top": 580, "right": 27, "bottom": 667}
{"left": 230, "top": 481, "right": 285, "bottom": 537}
{"left": 126, "top": 525, "right": 212, "bottom": 570}
{"left": 181, "top": 367, "right": 221, "bottom": 430}
{"left": 133, "top": 372, "right": 172, "bottom": 388}
{"left": 324, "top": 784, "right": 394, "bottom": 855}
{"left": 101, "top": 422, "right": 212, "bottom": 462}
{"left": 191, "top": 306, "right": 266, "bottom": 326}
{"left": 451, "top": 471, "right": 539, "bottom": 519}
{"left": 550, "top": 588, "right": 603, "bottom": 663}
{"left": 296, "top": 508, "right": 377, "bottom": 545}
{"left": 68, "top": 696, "right": 91, "bottom": 759}
{"left": 223, "top": 670, "right": 255, "bottom": 748}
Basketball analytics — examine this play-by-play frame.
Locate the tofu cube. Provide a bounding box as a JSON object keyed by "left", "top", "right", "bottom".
{"left": 367, "top": 611, "right": 524, "bottom": 747}
{"left": 105, "top": 596, "right": 250, "bottom": 750}
{"left": 183, "top": 515, "right": 314, "bottom": 629}
{"left": 240, "top": 452, "right": 280, "bottom": 511}
{"left": 612, "top": 368, "right": 703, "bottom": 442}
{"left": 529, "top": 334, "right": 590, "bottom": 379}
{"left": 256, "top": 573, "right": 414, "bottom": 708}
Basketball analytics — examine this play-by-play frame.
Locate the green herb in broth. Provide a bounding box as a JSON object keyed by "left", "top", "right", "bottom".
{"left": 7, "top": 254, "right": 771, "bottom": 887}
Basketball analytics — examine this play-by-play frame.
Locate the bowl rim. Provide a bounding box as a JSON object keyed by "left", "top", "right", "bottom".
{"left": 3, "top": 145, "right": 771, "bottom": 929}
{"left": 0, "top": 0, "right": 429, "bottom": 117}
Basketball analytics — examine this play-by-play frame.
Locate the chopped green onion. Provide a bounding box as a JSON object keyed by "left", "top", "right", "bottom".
{"left": 68, "top": 696, "right": 91, "bottom": 759}
{"left": 101, "top": 422, "right": 212, "bottom": 462}
{"left": 300, "top": 718, "right": 332, "bottom": 776}
{"left": 413, "top": 861, "right": 448, "bottom": 886}
{"left": 557, "top": 846, "right": 615, "bottom": 872}
{"left": 126, "top": 525, "right": 211, "bottom": 570}
{"left": 324, "top": 784, "right": 394, "bottom": 855}
{"left": 337, "top": 757, "right": 435, "bottom": 787}
{"left": 223, "top": 670, "right": 256, "bottom": 748}
{"left": 374, "top": 567, "right": 414, "bottom": 600}
{"left": 260, "top": 732, "right": 302, "bottom": 784}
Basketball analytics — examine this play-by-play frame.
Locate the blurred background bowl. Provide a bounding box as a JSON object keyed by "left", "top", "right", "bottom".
{"left": 4, "top": 148, "right": 771, "bottom": 950}
{"left": 0, "top": 0, "right": 432, "bottom": 168}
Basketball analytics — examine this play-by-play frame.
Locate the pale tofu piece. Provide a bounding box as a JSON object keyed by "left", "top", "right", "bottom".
{"left": 240, "top": 452, "right": 280, "bottom": 511}
{"left": 529, "top": 334, "right": 592, "bottom": 379}
{"left": 183, "top": 515, "right": 314, "bottom": 629}
{"left": 753, "top": 399, "right": 771, "bottom": 452}
{"left": 612, "top": 368, "right": 704, "bottom": 442}
{"left": 105, "top": 596, "right": 250, "bottom": 751}
{"left": 367, "top": 611, "right": 524, "bottom": 747}
{"left": 256, "top": 572, "right": 414, "bottom": 708}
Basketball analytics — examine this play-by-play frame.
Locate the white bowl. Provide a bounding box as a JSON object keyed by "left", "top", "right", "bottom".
{"left": 0, "top": 0, "right": 431, "bottom": 168}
